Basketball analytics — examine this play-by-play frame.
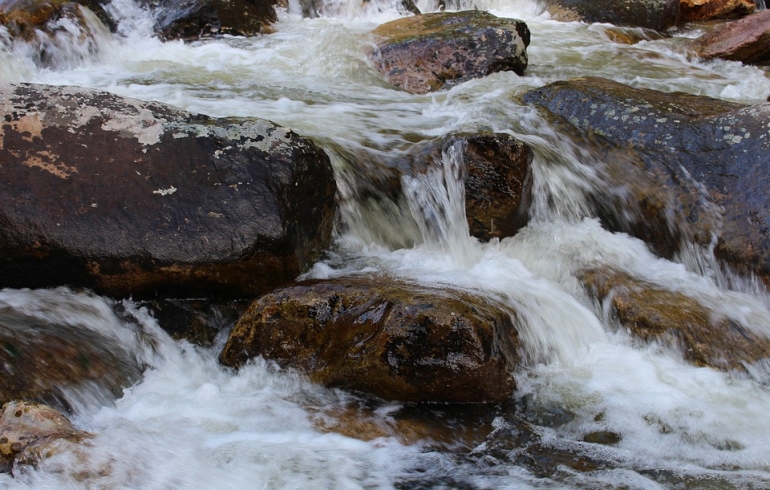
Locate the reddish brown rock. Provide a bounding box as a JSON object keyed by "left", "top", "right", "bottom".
{"left": 0, "top": 400, "right": 91, "bottom": 473}
{"left": 694, "top": 10, "right": 770, "bottom": 63}
{"left": 220, "top": 276, "right": 520, "bottom": 403}
{"left": 681, "top": 0, "right": 755, "bottom": 22}
{"left": 371, "top": 11, "right": 529, "bottom": 94}
{"left": 581, "top": 269, "right": 770, "bottom": 370}
{"left": 0, "top": 82, "right": 336, "bottom": 299}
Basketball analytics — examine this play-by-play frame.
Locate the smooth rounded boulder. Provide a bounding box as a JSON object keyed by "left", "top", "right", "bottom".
{"left": 544, "top": 0, "right": 679, "bottom": 31}
{"left": 370, "top": 11, "right": 530, "bottom": 94}
{"left": 220, "top": 276, "right": 520, "bottom": 403}
{"left": 522, "top": 77, "right": 770, "bottom": 285}
{"left": 0, "top": 82, "right": 337, "bottom": 299}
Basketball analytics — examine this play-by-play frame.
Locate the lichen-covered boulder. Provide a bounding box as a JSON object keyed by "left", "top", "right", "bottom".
{"left": 694, "top": 9, "right": 770, "bottom": 64}
{"left": 544, "top": 0, "right": 680, "bottom": 31}
{"left": 0, "top": 82, "right": 337, "bottom": 299}
{"left": 370, "top": 11, "right": 530, "bottom": 94}
{"left": 681, "top": 0, "right": 755, "bottom": 22}
{"left": 581, "top": 269, "right": 770, "bottom": 371}
{"left": 0, "top": 306, "right": 143, "bottom": 407}
{"left": 0, "top": 400, "right": 91, "bottom": 473}
{"left": 220, "top": 276, "right": 520, "bottom": 403}
{"left": 522, "top": 77, "right": 770, "bottom": 285}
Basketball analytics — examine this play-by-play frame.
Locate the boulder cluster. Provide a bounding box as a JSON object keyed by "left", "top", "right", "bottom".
{"left": 2, "top": 0, "right": 770, "bottom": 476}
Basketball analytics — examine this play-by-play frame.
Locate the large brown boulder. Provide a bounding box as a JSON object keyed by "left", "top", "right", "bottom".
{"left": 521, "top": 77, "right": 770, "bottom": 284}
{"left": 581, "top": 269, "right": 770, "bottom": 370}
{"left": 0, "top": 304, "right": 143, "bottom": 408}
{"left": 220, "top": 276, "right": 520, "bottom": 403}
{"left": 0, "top": 82, "right": 337, "bottom": 299}
{"left": 370, "top": 11, "right": 530, "bottom": 94}
{"left": 0, "top": 401, "right": 91, "bottom": 474}
{"left": 544, "top": 0, "right": 680, "bottom": 31}
{"left": 681, "top": 0, "right": 755, "bottom": 21}
{"left": 694, "top": 9, "right": 770, "bottom": 63}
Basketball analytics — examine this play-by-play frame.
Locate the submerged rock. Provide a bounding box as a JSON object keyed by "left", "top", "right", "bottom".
{"left": 694, "top": 9, "right": 770, "bottom": 64}
{"left": 0, "top": 82, "right": 336, "bottom": 299}
{"left": 581, "top": 268, "right": 770, "bottom": 371}
{"left": 370, "top": 11, "right": 530, "bottom": 94}
{"left": 0, "top": 306, "right": 143, "bottom": 408}
{"left": 0, "top": 400, "right": 91, "bottom": 473}
{"left": 522, "top": 77, "right": 770, "bottom": 284}
{"left": 220, "top": 276, "right": 520, "bottom": 403}
{"left": 681, "top": 0, "right": 755, "bottom": 22}
{"left": 544, "top": 0, "right": 679, "bottom": 31}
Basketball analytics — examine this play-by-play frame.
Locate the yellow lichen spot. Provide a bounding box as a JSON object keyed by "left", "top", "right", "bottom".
{"left": 24, "top": 150, "right": 78, "bottom": 179}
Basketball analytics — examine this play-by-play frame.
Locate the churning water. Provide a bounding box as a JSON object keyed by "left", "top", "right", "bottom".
{"left": 2, "top": 0, "right": 770, "bottom": 488}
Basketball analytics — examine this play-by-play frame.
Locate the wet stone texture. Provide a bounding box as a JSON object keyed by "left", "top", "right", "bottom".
{"left": 522, "top": 77, "right": 770, "bottom": 285}
{"left": 544, "top": 0, "right": 680, "bottom": 31}
{"left": 0, "top": 306, "right": 143, "bottom": 408}
{"left": 0, "top": 400, "right": 91, "bottom": 474}
{"left": 681, "top": 0, "right": 756, "bottom": 22}
{"left": 695, "top": 9, "right": 770, "bottom": 64}
{"left": 370, "top": 11, "right": 530, "bottom": 94}
{"left": 0, "top": 82, "right": 337, "bottom": 299}
{"left": 581, "top": 268, "right": 770, "bottom": 371}
{"left": 220, "top": 276, "right": 520, "bottom": 403}
{"left": 144, "top": 0, "right": 279, "bottom": 40}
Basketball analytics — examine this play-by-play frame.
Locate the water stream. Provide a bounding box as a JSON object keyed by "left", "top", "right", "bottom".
{"left": 2, "top": 0, "right": 770, "bottom": 488}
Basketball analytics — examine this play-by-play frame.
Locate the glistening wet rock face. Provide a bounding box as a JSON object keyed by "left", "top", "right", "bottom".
{"left": 544, "top": 0, "right": 680, "bottom": 31}
{"left": 694, "top": 10, "right": 770, "bottom": 64}
{"left": 220, "top": 276, "right": 520, "bottom": 403}
{"left": 146, "top": 0, "right": 279, "bottom": 40}
{"left": 681, "top": 0, "right": 755, "bottom": 22}
{"left": 581, "top": 269, "right": 770, "bottom": 371}
{"left": 0, "top": 82, "right": 337, "bottom": 299}
{"left": 370, "top": 11, "right": 530, "bottom": 94}
{"left": 522, "top": 77, "right": 770, "bottom": 285}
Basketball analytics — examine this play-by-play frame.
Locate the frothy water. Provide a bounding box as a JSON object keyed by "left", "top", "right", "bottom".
{"left": 2, "top": 0, "right": 770, "bottom": 487}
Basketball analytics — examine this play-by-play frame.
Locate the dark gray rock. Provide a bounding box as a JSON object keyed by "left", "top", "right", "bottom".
{"left": 544, "top": 0, "right": 680, "bottom": 31}
{"left": 0, "top": 82, "right": 337, "bottom": 299}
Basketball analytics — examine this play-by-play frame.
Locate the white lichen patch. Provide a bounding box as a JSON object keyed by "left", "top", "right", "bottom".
{"left": 101, "top": 108, "right": 166, "bottom": 146}
{"left": 153, "top": 186, "right": 177, "bottom": 196}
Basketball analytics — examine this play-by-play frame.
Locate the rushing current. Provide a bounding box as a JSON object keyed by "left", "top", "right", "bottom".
{"left": 2, "top": 0, "right": 770, "bottom": 488}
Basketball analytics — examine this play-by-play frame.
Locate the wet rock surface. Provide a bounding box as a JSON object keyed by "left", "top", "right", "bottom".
{"left": 581, "top": 268, "right": 770, "bottom": 371}
{"left": 0, "top": 400, "right": 91, "bottom": 474}
{"left": 0, "top": 82, "right": 337, "bottom": 299}
{"left": 0, "top": 306, "right": 143, "bottom": 408}
{"left": 139, "top": 298, "right": 248, "bottom": 346}
{"left": 220, "top": 275, "right": 520, "bottom": 403}
{"left": 370, "top": 11, "right": 529, "bottom": 94}
{"left": 0, "top": 0, "right": 108, "bottom": 67}
{"left": 522, "top": 77, "right": 770, "bottom": 284}
{"left": 145, "top": 0, "right": 279, "bottom": 40}
{"left": 681, "top": 0, "right": 755, "bottom": 22}
{"left": 694, "top": 9, "right": 770, "bottom": 64}
{"left": 337, "top": 132, "right": 533, "bottom": 247}
{"left": 544, "top": 0, "right": 679, "bottom": 31}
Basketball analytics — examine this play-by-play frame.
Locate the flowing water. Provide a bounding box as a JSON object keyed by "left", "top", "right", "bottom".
{"left": 2, "top": 0, "right": 770, "bottom": 488}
